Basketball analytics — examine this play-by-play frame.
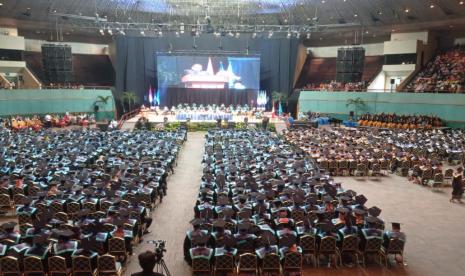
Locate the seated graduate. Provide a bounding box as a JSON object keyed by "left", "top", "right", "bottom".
{"left": 383, "top": 222, "right": 406, "bottom": 264}
{"left": 278, "top": 234, "right": 302, "bottom": 261}
{"left": 111, "top": 218, "right": 134, "bottom": 255}
{"left": 255, "top": 231, "right": 278, "bottom": 259}
{"left": 0, "top": 222, "right": 21, "bottom": 244}
{"left": 25, "top": 234, "right": 51, "bottom": 270}
{"left": 214, "top": 234, "right": 237, "bottom": 257}
{"left": 234, "top": 222, "right": 257, "bottom": 252}
{"left": 189, "top": 234, "right": 213, "bottom": 264}
{"left": 131, "top": 251, "right": 164, "bottom": 276}
{"left": 52, "top": 229, "right": 78, "bottom": 268}
{"left": 183, "top": 218, "right": 209, "bottom": 264}
{"left": 72, "top": 236, "right": 98, "bottom": 270}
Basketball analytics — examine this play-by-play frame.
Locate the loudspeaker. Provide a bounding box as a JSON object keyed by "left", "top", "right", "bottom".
{"left": 42, "top": 44, "right": 73, "bottom": 84}
{"left": 349, "top": 111, "right": 354, "bottom": 117}
{"left": 390, "top": 79, "right": 395, "bottom": 85}
{"left": 94, "top": 105, "right": 99, "bottom": 112}
{"left": 336, "top": 47, "right": 365, "bottom": 83}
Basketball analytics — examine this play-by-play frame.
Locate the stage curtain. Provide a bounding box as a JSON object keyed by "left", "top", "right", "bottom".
{"left": 293, "top": 44, "right": 308, "bottom": 88}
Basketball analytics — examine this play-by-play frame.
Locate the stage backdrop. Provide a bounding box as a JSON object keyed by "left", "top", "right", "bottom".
{"left": 115, "top": 34, "right": 299, "bottom": 109}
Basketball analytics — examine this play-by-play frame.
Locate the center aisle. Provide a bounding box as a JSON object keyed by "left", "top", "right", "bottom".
{"left": 126, "top": 132, "right": 205, "bottom": 275}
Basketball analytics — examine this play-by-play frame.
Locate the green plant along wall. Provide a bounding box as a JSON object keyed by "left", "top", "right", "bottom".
{"left": 0, "top": 89, "right": 115, "bottom": 121}
{"left": 298, "top": 91, "right": 465, "bottom": 128}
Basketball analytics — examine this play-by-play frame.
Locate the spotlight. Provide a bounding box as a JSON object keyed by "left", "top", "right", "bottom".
{"left": 158, "top": 30, "right": 163, "bottom": 36}
{"left": 120, "top": 30, "right": 125, "bottom": 35}
{"left": 235, "top": 32, "right": 240, "bottom": 38}
{"left": 296, "top": 33, "right": 300, "bottom": 39}
{"left": 228, "top": 31, "right": 234, "bottom": 37}
{"left": 180, "top": 23, "right": 185, "bottom": 34}
{"left": 99, "top": 29, "right": 104, "bottom": 35}
{"left": 175, "top": 31, "right": 180, "bottom": 37}
{"left": 252, "top": 32, "right": 257, "bottom": 38}
{"left": 429, "top": 3, "right": 435, "bottom": 8}
{"left": 140, "top": 30, "right": 145, "bottom": 36}
{"left": 287, "top": 32, "right": 291, "bottom": 39}
{"left": 268, "top": 31, "right": 273, "bottom": 38}
{"left": 107, "top": 29, "right": 113, "bottom": 35}
{"left": 306, "top": 33, "right": 311, "bottom": 39}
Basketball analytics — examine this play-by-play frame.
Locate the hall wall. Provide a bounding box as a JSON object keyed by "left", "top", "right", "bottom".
{"left": 0, "top": 89, "right": 115, "bottom": 120}
{"left": 298, "top": 91, "right": 465, "bottom": 128}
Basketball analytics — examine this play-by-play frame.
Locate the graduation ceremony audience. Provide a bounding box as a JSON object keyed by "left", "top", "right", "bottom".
{"left": 358, "top": 113, "right": 443, "bottom": 129}
{"left": 284, "top": 127, "right": 465, "bottom": 187}
{"left": 184, "top": 129, "right": 406, "bottom": 272}
{"left": 406, "top": 46, "right": 465, "bottom": 93}
{"left": 0, "top": 127, "right": 186, "bottom": 275}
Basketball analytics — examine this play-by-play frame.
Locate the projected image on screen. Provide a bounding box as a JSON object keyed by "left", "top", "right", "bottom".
{"left": 157, "top": 54, "right": 260, "bottom": 90}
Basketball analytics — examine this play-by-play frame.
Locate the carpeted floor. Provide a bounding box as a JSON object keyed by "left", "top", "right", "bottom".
{"left": 122, "top": 131, "right": 465, "bottom": 276}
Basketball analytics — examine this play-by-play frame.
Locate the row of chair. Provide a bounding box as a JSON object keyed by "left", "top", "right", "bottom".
{"left": 192, "top": 234, "right": 405, "bottom": 275}
{"left": 0, "top": 254, "right": 122, "bottom": 276}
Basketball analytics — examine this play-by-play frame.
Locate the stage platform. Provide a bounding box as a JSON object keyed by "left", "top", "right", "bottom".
{"left": 126, "top": 110, "right": 282, "bottom": 124}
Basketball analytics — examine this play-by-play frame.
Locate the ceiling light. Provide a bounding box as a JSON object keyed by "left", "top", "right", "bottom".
{"left": 404, "top": 8, "right": 410, "bottom": 13}
{"left": 235, "top": 32, "right": 240, "bottom": 38}
{"left": 107, "top": 29, "right": 113, "bottom": 35}
{"left": 0, "top": 3, "right": 3, "bottom": 6}
{"left": 175, "top": 31, "right": 180, "bottom": 37}
{"left": 429, "top": 3, "right": 435, "bottom": 8}
{"left": 460, "top": 1, "right": 464, "bottom": 5}
{"left": 353, "top": 14, "right": 358, "bottom": 17}
{"left": 306, "top": 33, "right": 311, "bottom": 39}
{"left": 140, "top": 30, "right": 145, "bottom": 36}
{"left": 99, "top": 29, "right": 104, "bottom": 35}
{"left": 252, "top": 32, "right": 257, "bottom": 38}
{"left": 377, "top": 10, "right": 383, "bottom": 15}
{"left": 268, "top": 31, "right": 273, "bottom": 38}
{"left": 287, "top": 32, "right": 291, "bottom": 39}
{"left": 158, "top": 30, "right": 162, "bottom": 36}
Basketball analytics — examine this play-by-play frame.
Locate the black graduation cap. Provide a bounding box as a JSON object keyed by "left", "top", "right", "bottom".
{"left": 190, "top": 218, "right": 203, "bottom": 227}
{"left": 336, "top": 207, "right": 349, "bottom": 214}
{"left": 365, "top": 216, "right": 383, "bottom": 224}
{"left": 345, "top": 190, "right": 357, "bottom": 197}
{"left": 256, "top": 194, "right": 266, "bottom": 201}
{"left": 212, "top": 219, "right": 226, "bottom": 228}
{"left": 355, "top": 194, "right": 367, "bottom": 205}
{"left": 322, "top": 195, "right": 333, "bottom": 203}
{"left": 353, "top": 208, "right": 367, "bottom": 215}
{"left": 259, "top": 231, "right": 277, "bottom": 246}
{"left": 315, "top": 209, "right": 326, "bottom": 215}
{"left": 391, "top": 222, "right": 401, "bottom": 229}
{"left": 221, "top": 208, "right": 235, "bottom": 218}
{"left": 307, "top": 196, "right": 318, "bottom": 205}
{"left": 279, "top": 234, "right": 297, "bottom": 247}
{"left": 1, "top": 221, "right": 17, "bottom": 231}
{"left": 56, "top": 229, "right": 74, "bottom": 238}
{"left": 318, "top": 222, "right": 336, "bottom": 233}
{"left": 33, "top": 234, "right": 49, "bottom": 246}
{"left": 339, "top": 196, "right": 351, "bottom": 202}
{"left": 368, "top": 206, "right": 382, "bottom": 217}
{"left": 223, "top": 235, "right": 236, "bottom": 248}
{"left": 77, "top": 209, "right": 90, "bottom": 217}
{"left": 82, "top": 189, "right": 93, "bottom": 196}
{"left": 80, "top": 237, "right": 95, "bottom": 252}
{"left": 192, "top": 233, "right": 210, "bottom": 245}
{"left": 238, "top": 222, "right": 252, "bottom": 231}
{"left": 22, "top": 197, "right": 33, "bottom": 206}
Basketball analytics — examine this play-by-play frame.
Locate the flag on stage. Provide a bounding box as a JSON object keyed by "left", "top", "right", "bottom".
{"left": 278, "top": 102, "right": 283, "bottom": 116}
{"left": 207, "top": 57, "right": 214, "bottom": 75}
{"left": 155, "top": 89, "right": 161, "bottom": 106}
{"left": 148, "top": 85, "right": 153, "bottom": 105}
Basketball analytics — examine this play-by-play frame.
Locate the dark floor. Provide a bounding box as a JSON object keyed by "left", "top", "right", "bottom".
{"left": 122, "top": 132, "right": 465, "bottom": 276}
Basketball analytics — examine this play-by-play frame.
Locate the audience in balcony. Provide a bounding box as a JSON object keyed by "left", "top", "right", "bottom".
{"left": 406, "top": 46, "right": 465, "bottom": 93}
{"left": 302, "top": 81, "right": 367, "bottom": 92}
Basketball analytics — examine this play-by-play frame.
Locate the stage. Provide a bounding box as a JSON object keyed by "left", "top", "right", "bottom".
{"left": 125, "top": 110, "right": 281, "bottom": 124}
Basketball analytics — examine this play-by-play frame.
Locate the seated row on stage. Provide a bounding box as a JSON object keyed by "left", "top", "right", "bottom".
{"left": 146, "top": 103, "right": 253, "bottom": 115}
{"left": 0, "top": 128, "right": 186, "bottom": 274}
{"left": 183, "top": 130, "right": 406, "bottom": 270}
{"left": 284, "top": 127, "right": 465, "bottom": 181}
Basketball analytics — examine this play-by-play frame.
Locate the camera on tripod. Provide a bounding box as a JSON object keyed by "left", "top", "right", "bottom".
{"left": 147, "top": 240, "right": 167, "bottom": 263}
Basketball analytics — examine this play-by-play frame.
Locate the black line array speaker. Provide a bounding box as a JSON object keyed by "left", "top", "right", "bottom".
{"left": 42, "top": 44, "right": 73, "bottom": 83}
{"left": 336, "top": 47, "right": 365, "bottom": 83}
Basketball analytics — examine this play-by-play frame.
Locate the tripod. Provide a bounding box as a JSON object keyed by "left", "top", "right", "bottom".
{"left": 154, "top": 258, "right": 171, "bottom": 276}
